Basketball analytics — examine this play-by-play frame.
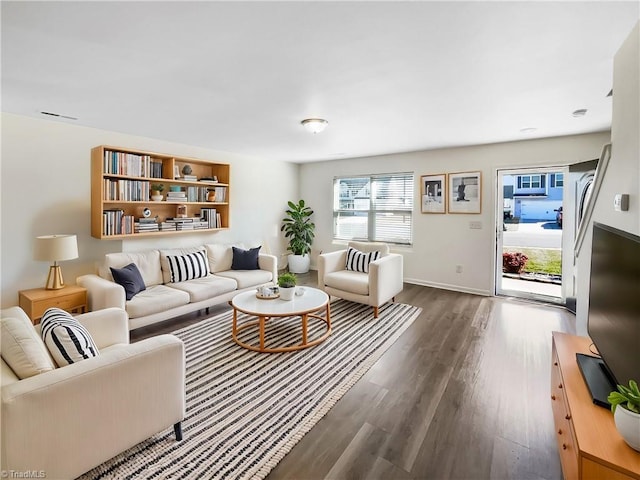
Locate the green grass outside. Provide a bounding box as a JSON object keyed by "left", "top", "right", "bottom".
{"left": 503, "top": 247, "right": 562, "bottom": 275}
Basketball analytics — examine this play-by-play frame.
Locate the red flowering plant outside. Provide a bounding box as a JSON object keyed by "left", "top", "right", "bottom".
{"left": 502, "top": 252, "right": 528, "bottom": 274}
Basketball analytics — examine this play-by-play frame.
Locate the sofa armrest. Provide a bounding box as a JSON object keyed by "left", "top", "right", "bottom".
{"left": 1, "top": 334, "right": 185, "bottom": 479}
{"left": 77, "top": 273, "right": 126, "bottom": 311}
{"left": 368, "top": 253, "right": 404, "bottom": 305}
{"left": 76, "top": 307, "right": 129, "bottom": 348}
{"left": 318, "top": 250, "right": 348, "bottom": 287}
{"left": 258, "top": 253, "right": 278, "bottom": 282}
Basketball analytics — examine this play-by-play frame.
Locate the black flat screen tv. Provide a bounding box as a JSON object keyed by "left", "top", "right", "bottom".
{"left": 580, "top": 222, "right": 640, "bottom": 407}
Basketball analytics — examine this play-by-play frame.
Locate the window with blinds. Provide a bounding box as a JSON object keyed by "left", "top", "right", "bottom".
{"left": 333, "top": 172, "right": 414, "bottom": 245}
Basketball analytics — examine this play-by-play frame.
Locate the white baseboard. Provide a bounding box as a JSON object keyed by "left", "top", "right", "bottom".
{"left": 403, "top": 277, "right": 491, "bottom": 297}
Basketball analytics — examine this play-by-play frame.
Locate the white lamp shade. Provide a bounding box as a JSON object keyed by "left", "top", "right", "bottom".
{"left": 34, "top": 235, "right": 79, "bottom": 262}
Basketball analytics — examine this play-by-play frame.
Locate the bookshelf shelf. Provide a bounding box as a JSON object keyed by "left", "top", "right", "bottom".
{"left": 91, "top": 145, "right": 230, "bottom": 239}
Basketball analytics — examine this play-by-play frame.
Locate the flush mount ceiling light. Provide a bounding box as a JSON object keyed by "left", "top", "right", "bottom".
{"left": 572, "top": 109, "right": 588, "bottom": 117}
{"left": 301, "top": 118, "right": 328, "bottom": 134}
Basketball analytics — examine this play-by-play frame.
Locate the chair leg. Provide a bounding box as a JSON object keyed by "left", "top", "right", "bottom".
{"left": 174, "top": 422, "right": 183, "bottom": 441}
{"left": 373, "top": 306, "right": 379, "bottom": 318}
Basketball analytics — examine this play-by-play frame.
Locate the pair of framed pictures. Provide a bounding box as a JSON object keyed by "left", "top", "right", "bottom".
{"left": 420, "top": 171, "right": 482, "bottom": 214}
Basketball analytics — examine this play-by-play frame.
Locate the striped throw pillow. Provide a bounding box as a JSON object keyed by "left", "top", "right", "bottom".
{"left": 40, "top": 308, "right": 100, "bottom": 367}
{"left": 166, "top": 250, "right": 209, "bottom": 283}
{"left": 345, "top": 247, "right": 381, "bottom": 273}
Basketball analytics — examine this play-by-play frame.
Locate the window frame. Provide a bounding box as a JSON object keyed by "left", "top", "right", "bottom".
{"left": 332, "top": 172, "right": 414, "bottom": 245}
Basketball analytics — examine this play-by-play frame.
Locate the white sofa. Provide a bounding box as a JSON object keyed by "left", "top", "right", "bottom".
{"left": 318, "top": 241, "right": 404, "bottom": 318}
{"left": 0, "top": 306, "right": 185, "bottom": 479}
{"left": 78, "top": 244, "right": 277, "bottom": 330}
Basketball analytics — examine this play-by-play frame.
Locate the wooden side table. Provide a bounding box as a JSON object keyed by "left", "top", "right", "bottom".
{"left": 18, "top": 285, "right": 88, "bottom": 324}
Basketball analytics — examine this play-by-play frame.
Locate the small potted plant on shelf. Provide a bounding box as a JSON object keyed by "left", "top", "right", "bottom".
{"left": 151, "top": 184, "right": 164, "bottom": 202}
{"left": 608, "top": 379, "right": 640, "bottom": 451}
{"left": 502, "top": 252, "right": 528, "bottom": 274}
{"left": 281, "top": 199, "right": 315, "bottom": 274}
{"left": 277, "top": 272, "right": 297, "bottom": 301}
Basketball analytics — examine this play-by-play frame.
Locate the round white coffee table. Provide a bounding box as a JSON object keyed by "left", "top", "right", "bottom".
{"left": 231, "top": 287, "right": 331, "bottom": 353}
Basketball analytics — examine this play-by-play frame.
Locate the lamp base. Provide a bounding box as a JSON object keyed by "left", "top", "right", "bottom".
{"left": 45, "top": 265, "right": 65, "bottom": 290}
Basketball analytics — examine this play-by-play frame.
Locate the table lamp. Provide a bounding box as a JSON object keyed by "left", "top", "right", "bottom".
{"left": 34, "top": 234, "right": 79, "bottom": 290}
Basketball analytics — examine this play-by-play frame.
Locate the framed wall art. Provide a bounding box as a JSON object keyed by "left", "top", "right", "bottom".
{"left": 448, "top": 171, "right": 482, "bottom": 214}
{"left": 420, "top": 174, "right": 446, "bottom": 213}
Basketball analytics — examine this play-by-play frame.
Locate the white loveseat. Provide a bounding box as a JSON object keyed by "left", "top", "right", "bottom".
{"left": 78, "top": 243, "right": 277, "bottom": 330}
{"left": 0, "top": 306, "right": 185, "bottom": 479}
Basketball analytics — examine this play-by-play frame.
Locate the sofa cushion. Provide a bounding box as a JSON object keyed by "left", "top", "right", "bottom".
{"left": 102, "top": 250, "right": 163, "bottom": 287}
{"left": 1, "top": 310, "right": 56, "bottom": 379}
{"left": 215, "top": 269, "right": 274, "bottom": 289}
{"left": 160, "top": 246, "right": 209, "bottom": 284}
{"left": 205, "top": 243, "right": 245, "bottom": 273}
{"left": 165, "top": 250, "right": 209, "bottom": 283}
{"left": 348, "top": 241, "right": 390, "bottom": 256}
{"left": 125, "top": 285, "right": 190, "bottom": 319}
{"left": 324, "top": 270, "right": 370, "bottom": 296}
{"left": 110, "top": 263, "right": 146, "bottom": 300}
{"left": 345, "top": 246, "right": 381, "bottom": 273}
{"left": 41, "top": 308, "right": 100, "bottom": 367}
{"left": 169, "top": 275, "right": 238, "bottom": 302}
{"left": 231, "top": 246, "right": 261, "bottom": 270}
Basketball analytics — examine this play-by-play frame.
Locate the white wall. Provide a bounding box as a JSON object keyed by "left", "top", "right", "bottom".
{"left": 301, "top": 132, "right": 610, "bottom": 296}
{"left": 575, "top": 23, "right": 640, "bottom": 335}
{"left": 0, "top": 113, "right": 298, "bottom": 307}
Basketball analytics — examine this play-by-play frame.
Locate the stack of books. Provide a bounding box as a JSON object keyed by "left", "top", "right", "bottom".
{"left": 134, "top": 218, "right": 159, "bottom": 233}
{"left": 166, "top": 190, "right": 187, "bottom": 202}
{"left": 160, "top": 218, "right": 208, "bottom": 231}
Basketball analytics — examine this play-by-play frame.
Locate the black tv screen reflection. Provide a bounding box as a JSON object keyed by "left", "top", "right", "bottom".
{"left": 587, "top": 222, "right": 640, "bottom": 387}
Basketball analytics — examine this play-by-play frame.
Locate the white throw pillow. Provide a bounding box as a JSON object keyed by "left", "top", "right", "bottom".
{"left": 345, "top": 247, "right": 381, "bottom": 273}
{"left": 1, "top": 314, "right": 56, "bottom": 379}
{"left": 40, "top": 308, "right": 100, "bottom": 367}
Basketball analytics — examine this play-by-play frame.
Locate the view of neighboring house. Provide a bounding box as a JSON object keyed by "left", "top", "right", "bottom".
{"left": 503, "top": 172, "right": 564, "bottom": 221}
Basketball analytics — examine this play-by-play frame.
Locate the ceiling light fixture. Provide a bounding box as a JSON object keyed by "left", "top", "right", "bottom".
{"left": 572, "top": 109, "right": 588, "bottom": 117}
{"left": 301, "top": 118, "right": 328, "bottom": 134}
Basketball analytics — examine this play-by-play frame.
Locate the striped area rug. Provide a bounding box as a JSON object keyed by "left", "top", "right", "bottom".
{"left": 81, "top": 299, "right": 421, "bottom": 480}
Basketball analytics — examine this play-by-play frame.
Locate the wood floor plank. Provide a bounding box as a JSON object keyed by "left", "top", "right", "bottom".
{"left": 131, "top": 275, "right": 575, "bottom": 480}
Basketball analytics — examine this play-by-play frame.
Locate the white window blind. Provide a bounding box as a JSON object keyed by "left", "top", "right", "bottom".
{"left": 333, "top": 173, "right": 414, "bottom": 245}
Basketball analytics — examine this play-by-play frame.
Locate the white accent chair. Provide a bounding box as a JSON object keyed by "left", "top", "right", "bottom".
{"left": 318, "top": 241, "right": 403, "bottom": 318}
{"left": 1, "top": 306, "right": 186, "bottom": 479}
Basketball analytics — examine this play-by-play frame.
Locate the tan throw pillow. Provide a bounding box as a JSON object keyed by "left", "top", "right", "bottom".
{"left": 1, "top": 314, "right": 56, "bottom": 379}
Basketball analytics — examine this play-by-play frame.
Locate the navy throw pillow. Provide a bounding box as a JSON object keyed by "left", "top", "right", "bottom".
{"left": 110, "top": 263, "right": 146, "bottom": 300}
{"left": 231, "top": 246, "right": 261, "bottom": 270}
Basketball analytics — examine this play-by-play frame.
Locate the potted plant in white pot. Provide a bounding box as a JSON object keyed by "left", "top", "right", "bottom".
{"left": 608, "top": 379, "right": 640, "bottom": 451}
{"left": 281, "top": 199, "right": 315, "bottom": 274}
{"left": 277, "top": 272, "right": 297, "bottom": 301}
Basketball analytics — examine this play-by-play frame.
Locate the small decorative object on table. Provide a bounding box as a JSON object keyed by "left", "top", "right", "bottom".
{"left": 608, "top": 379, "right": 640, "bottom": 451}
{"left": 278, "top": 272, "right": 297, "bottom": 301}
{"left": 256, "top": 285, "right": 279, "bottom": 299}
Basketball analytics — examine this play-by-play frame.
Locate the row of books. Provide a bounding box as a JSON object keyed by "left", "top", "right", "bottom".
{"left": 209, "top": 186, "right": 227, "bottom": 203}
{"left": 103, "top": 210, "right": 135, "bottom": 236}
{"left": 103, "top": 179, "right": 150, "bottom": 202}
{"left": 103, "top": 151, "right": 164, "bottom": 178}
{"left": 103, "top": 212, "right": 225, "bottom": 235}
{"left": 201, "top": 208, "right": 222, "bottom": 228}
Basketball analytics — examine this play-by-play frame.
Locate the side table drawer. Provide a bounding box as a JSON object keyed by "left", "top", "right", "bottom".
{"left": 19, "top": 288, "right": 87, "bottom": 324}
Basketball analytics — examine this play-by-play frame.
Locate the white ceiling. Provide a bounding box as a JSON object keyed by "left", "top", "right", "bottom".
{"left": 2, "top": 1, "right": 638, "bottom": 163}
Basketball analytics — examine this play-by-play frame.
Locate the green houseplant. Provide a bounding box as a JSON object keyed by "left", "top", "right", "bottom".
{"left": 277, "top": 272, "right": 297, "bottom": 301}
{"left": 608, "top": 380, "right": 640, "bottom": 451}
{"left": 281, "top": 200, "right": 315, "bottom": 273}
{"left": 151, "top": 184, "right": 165, "bottom": 201}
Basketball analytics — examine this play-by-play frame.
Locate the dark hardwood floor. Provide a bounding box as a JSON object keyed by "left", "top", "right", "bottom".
{"left": 131, "top": 273, "right": 575, "bottom": 480}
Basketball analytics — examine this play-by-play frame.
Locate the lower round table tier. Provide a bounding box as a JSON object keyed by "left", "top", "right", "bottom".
{"left": 230, "top": 288, "right": 331, "bottom": 353}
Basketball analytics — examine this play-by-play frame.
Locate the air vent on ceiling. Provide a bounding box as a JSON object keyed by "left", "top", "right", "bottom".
{"left": 40, "top": 111, "right": 78, "bottom": 121}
